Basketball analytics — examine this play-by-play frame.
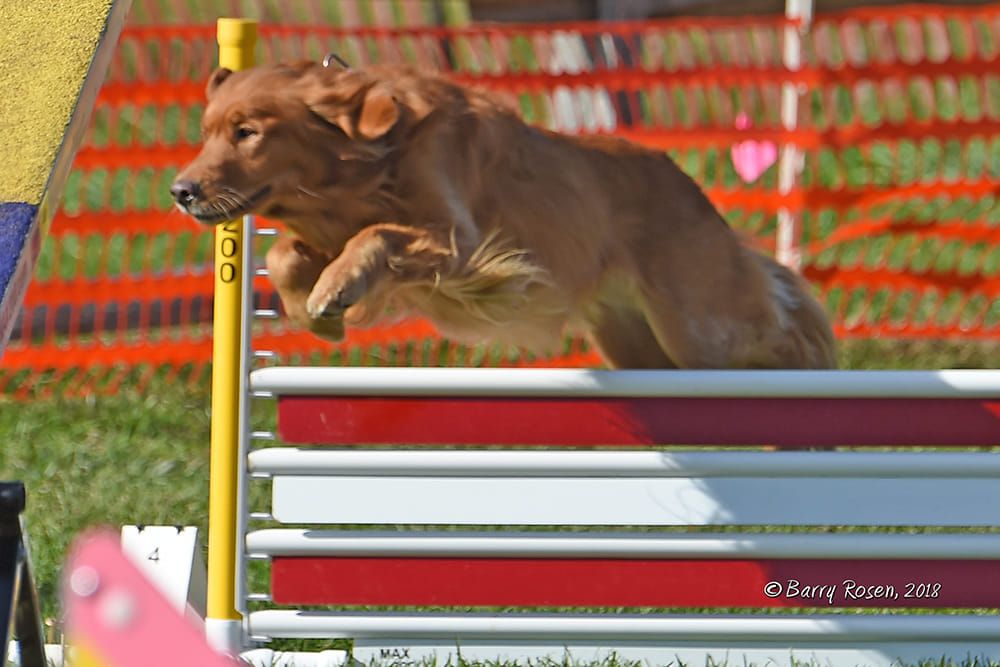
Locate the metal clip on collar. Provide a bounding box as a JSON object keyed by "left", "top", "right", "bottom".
{"left": 322, "top": 53, "right": 350, "bottom": 69}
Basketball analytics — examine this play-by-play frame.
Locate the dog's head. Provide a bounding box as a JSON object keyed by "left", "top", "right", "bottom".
{"left": 170, "top": 61, "right": 419, "bottom": 225}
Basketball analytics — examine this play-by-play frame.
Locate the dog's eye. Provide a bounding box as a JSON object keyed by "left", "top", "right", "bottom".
{"left": 234, "top": 126, "right": 258, "bottom": 141}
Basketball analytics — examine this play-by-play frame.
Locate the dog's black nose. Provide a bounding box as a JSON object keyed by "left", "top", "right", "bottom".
{"left": 170, "top": 180, "right": 201, "bottom": 205}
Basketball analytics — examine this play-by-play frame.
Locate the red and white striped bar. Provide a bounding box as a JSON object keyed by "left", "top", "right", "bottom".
{"left": 252, "top": 450, "right": 1000, "bottom": 526}
{"left": 250, "top": 368, "right": 1000, "bottom": 447}
{"left": 267, "top": 557, "right": 1000, "bottom": 608}
{"left": 248, "top": 530, "right": 1000, "bottom": 608}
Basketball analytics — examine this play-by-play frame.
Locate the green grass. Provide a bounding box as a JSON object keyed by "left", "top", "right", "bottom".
{"left": 3, "top": 381, "right": 213, "bottom": 616}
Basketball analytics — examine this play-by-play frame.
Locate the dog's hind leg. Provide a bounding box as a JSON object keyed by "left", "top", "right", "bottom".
{"left": 631, "top": 259, "right": 757, "bottom": 369}
{"left": 585, "top": 302, "right": 678, "bottom": 369}
{"left": 636, "top": 302, "right": 734, "bottom": 368}
{"left": 634, "top": 253, "right": 837, "bottom": 369}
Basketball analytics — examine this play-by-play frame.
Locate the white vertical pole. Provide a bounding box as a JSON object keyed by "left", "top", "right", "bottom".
{"left": 776, "top": 0, "right": 813, "bottom": 270}
{"left": 234, "top": 213, "right": 254, "bottom": 617}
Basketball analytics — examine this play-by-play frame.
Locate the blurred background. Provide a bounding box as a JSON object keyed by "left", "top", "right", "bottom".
{"left": 478, "top": 0, "right": 999, "bottom": 20}
{"left": 1, "top": 0, "right": 998, "bottom": 625}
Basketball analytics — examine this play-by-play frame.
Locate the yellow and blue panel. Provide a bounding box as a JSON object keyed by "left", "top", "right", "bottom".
{"left": 0, "top": 0, "right": 130, "bottom": 351}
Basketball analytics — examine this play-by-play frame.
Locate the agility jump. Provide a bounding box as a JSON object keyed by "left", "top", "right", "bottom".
{"left": 228, "top": 365, "right": 1000, "bottom": 666}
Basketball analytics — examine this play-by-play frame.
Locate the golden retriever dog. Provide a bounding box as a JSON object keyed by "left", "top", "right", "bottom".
{"left": 171, "top": 60, "right": 836, "bottom": 369}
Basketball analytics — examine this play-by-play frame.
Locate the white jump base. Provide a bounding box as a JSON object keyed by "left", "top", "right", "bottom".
{"left": 243, "top": 613, "right": 1000, "bottom": 667}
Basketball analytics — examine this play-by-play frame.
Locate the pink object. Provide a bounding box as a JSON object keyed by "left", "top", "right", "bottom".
{"left": 730, "top": 112, "right": 779, "bottom": 183}
{"left": 63, "top": 530, "right": 239, "bottom": 667}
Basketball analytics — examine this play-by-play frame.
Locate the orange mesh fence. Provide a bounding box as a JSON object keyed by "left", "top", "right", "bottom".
{"left": 3, "top": 2, "right": 1000, "bottom": 397}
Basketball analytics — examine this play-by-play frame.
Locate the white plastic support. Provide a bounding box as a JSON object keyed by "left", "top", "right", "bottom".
{"left": 245, "top": 528, "right": 1000, "bottom": 560}
{"left": 205, "top": 618, "right": 245, "bottom": 657}
{"left": 246, "top": 611, "right": 1000, "bottom": 641}
{"left": 249, "top": 366, "right": 1000, "bottom": 398}
{"left": 235, "top": 213, "right": 256, "bottom": 618}
{"left": 120, "top": 525, "right": 206, "bottom": 620}
{"left": 248, "top": 449, "right": 1000, "bottom": 479}
{"left": 239, "top": 648, "right": 348, "bottom": 667}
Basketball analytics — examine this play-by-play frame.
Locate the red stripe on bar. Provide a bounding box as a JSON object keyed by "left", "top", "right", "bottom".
{"left": 276, "top": 397, "right": 1000, "bottom": 447}
{"left": 271, "top": 557, "right": 999, "bottom": 608}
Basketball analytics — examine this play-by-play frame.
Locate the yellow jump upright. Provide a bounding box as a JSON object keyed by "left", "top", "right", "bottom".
{"left": 206, "top": 17, "right": 257, "bottom": 655}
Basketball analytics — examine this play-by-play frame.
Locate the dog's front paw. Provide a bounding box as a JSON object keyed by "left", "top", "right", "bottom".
{"left": 305, "top": 291, "right": 343, "bottom": 320}
{"left": 306, "top": 264, "right": 368, "bottom": 320}
{"left": 310, "top": 315, "right": 346, "bottom": 342}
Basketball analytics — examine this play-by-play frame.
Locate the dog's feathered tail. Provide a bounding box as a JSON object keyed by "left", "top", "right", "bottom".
{"left": 758, "top": 254, "right": 838, "bottom": 369}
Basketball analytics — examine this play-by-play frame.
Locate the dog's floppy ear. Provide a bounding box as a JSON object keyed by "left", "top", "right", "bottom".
{"left": 206, "top": 67, "right": 233, "bottom": 98}
{"left": 355, "top": 86, "right": 399, "bottom": 140}
{"left": 309, "top": 82, "right": 399, "bottom": 142}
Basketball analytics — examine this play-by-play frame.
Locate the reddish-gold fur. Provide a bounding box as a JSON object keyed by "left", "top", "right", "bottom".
{"left": 174, "top": 62, "right": 836, "bottom": 368}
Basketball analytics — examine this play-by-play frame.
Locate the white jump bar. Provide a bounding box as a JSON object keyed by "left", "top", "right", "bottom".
{"left": 247, "top": 612, "right": 1000, "bottom": 641}
{"left": 249, "top": 367, "right": 1000, "bottom": 398}
{"left": 245, "top": 529, "right": 1000, "bottom": 559}
{"left": 249, "top": 449, "right": 1000, "bottom": 478}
